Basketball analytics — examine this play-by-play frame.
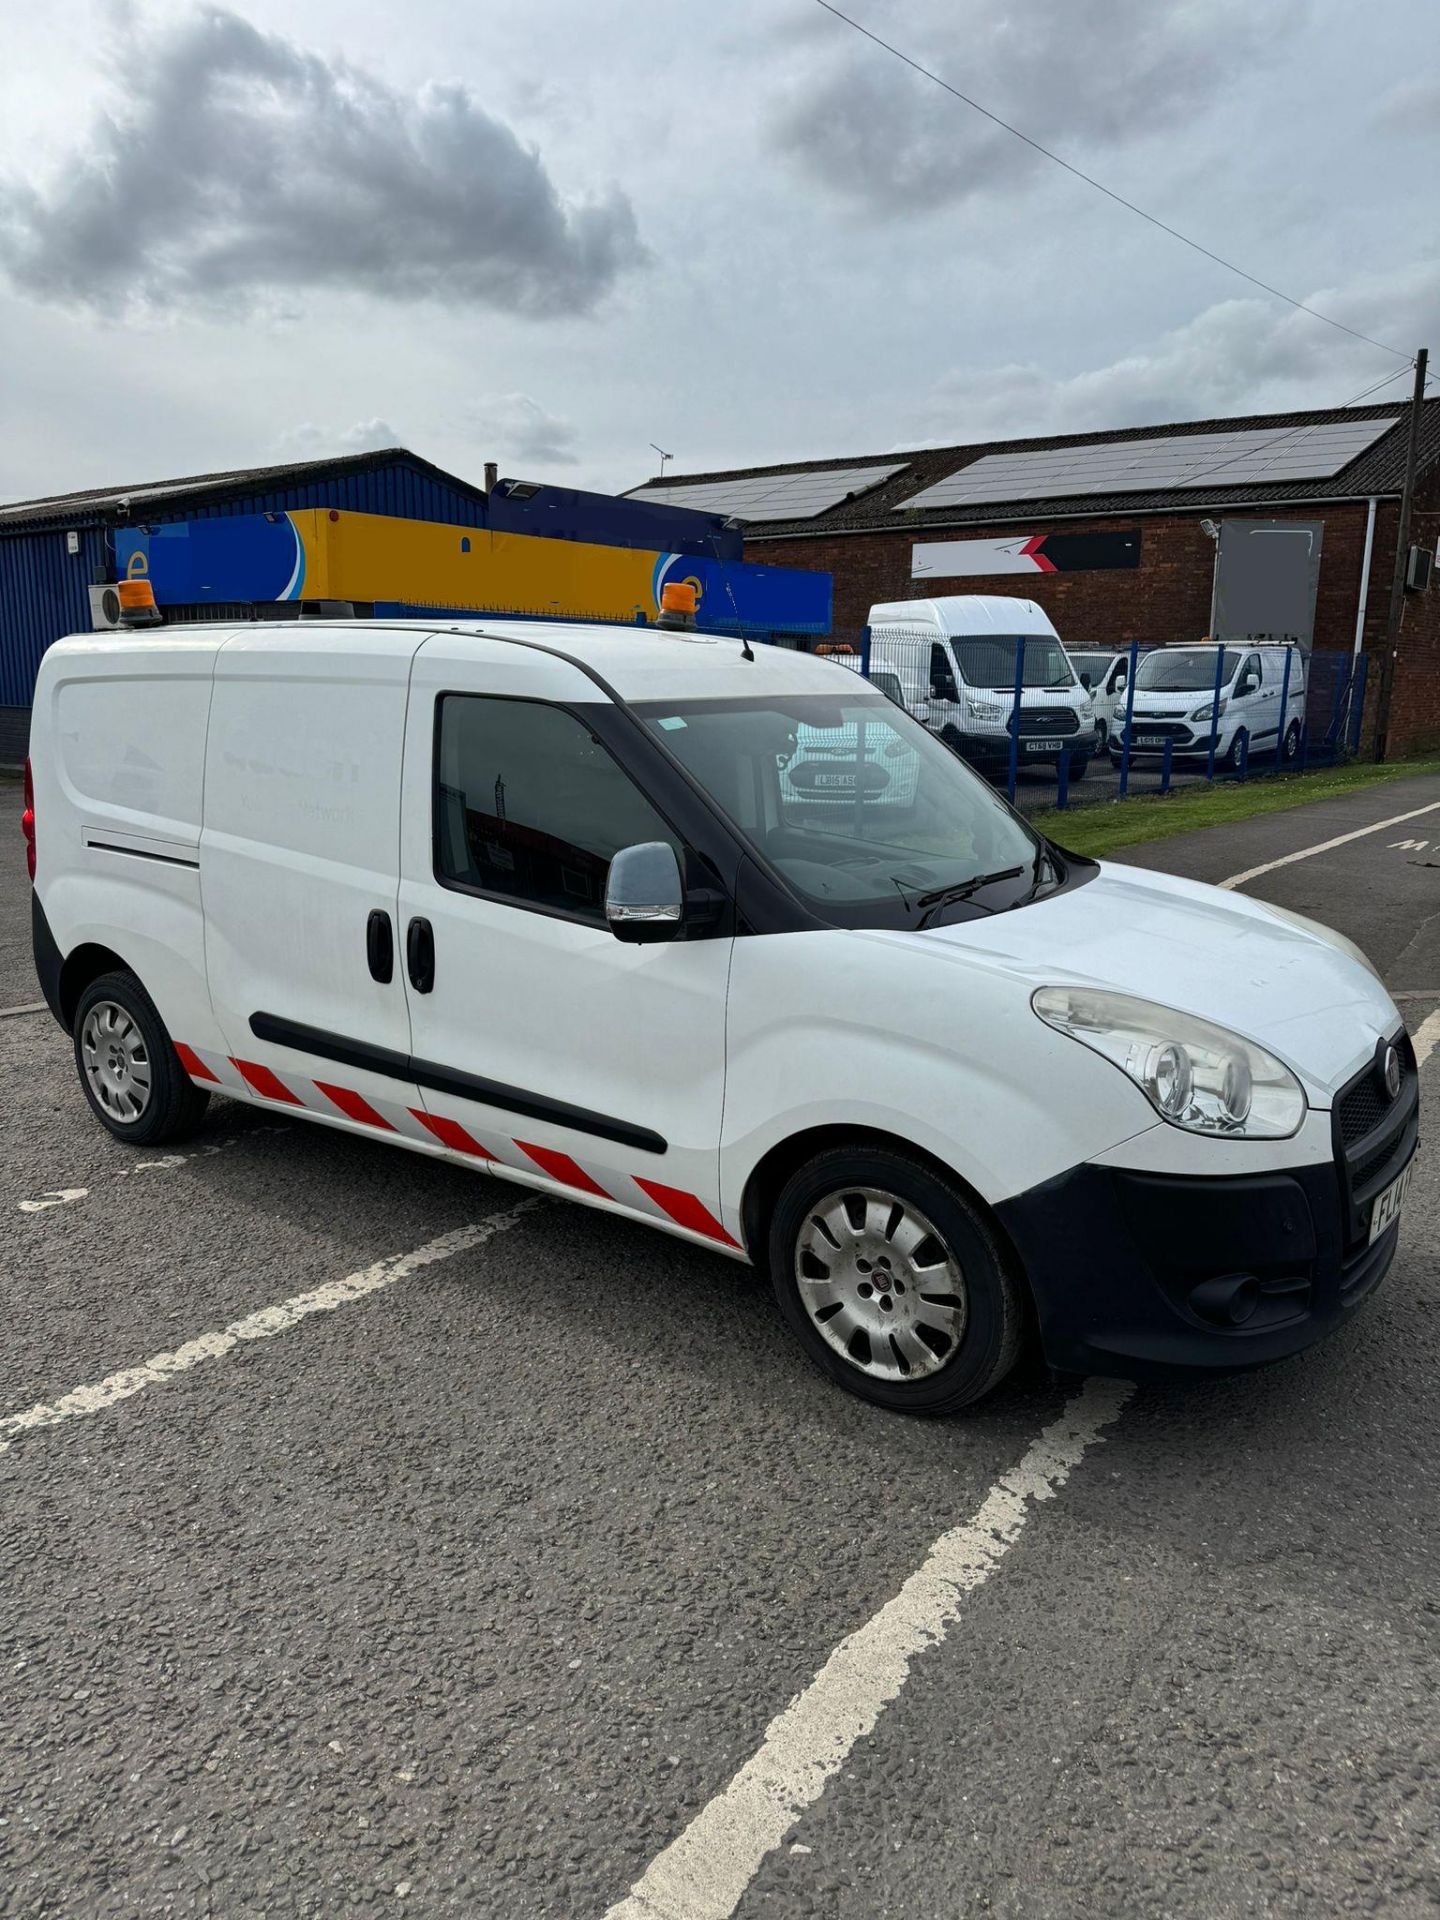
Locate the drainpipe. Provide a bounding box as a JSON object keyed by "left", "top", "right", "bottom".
{"left": 1353, "top": 496, "right": 1377, "bottom": 657}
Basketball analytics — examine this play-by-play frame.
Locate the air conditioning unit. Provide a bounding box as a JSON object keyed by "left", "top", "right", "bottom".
{"left": 88, "top": 583, "right": 124, "bottom": 630}
{"left": 1406, "top": 545, "right": 1434, "bottom": 593}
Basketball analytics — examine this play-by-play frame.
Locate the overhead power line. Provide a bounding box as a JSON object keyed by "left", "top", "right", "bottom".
{"left": 812, "top": 0, "right": 1411, "bottom": 363}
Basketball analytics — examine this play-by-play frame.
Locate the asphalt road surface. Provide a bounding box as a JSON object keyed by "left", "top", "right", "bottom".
{"left": 3, "top": 771, "right": 1439, "bottom": 1918}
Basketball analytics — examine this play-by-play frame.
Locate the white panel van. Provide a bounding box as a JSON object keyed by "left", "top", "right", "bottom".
{"left": 28, "top": 618, "right": 1414, "bottom": 1414}
{"left": 867, "top": 595, "right": 1099, "bottom": 779}
{"left": 1113, "top": 644, "right": 1308, "bottom": 772}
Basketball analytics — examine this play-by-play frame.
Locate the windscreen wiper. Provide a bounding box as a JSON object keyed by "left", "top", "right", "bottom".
{"left": 914, "top": 867, "right": 1025, "bottom": 927}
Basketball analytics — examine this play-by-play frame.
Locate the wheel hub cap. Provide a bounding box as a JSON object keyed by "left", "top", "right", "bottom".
{"left": 795, "top": 1186, "right": 967, "bottom": 1382}
{"left": 81, "top": 1001, "right": 152, "bottom": 1123}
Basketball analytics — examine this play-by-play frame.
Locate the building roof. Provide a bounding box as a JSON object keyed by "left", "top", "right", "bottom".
{"left": 626, "top": 398, "right": 1440, "bottom": 539}
{"left": 0, "top": 447, "right": 487, "bottom": 533}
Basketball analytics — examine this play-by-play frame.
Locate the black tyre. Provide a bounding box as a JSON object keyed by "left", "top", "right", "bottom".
{"left": 73, "top": 971, "right": 211, "bottom": 1146}
{"left": 1280, "top": 720, "right": 1302, "bottom": 765}
{"left": 1067, "top": 754, "right": 1091, "bottom": 783}
{"left": 768, "top": 1146, "right": 1024, "bottom": 1415}
{"left": 1222, "top": 728, "right": 1249, "bottom": 775}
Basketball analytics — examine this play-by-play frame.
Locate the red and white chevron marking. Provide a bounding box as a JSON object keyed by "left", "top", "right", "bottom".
{"left": 174, "top": 1042, "right": 741, "bottom": 1249}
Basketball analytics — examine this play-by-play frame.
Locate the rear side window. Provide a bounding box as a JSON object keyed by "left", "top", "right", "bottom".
{"left": 434, "top": 695, "right": 680, "bottom": 922}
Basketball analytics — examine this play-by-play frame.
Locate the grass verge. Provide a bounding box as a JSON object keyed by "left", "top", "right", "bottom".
{"left": 1031, "top": 756, "right": 1440, "bottom": 859}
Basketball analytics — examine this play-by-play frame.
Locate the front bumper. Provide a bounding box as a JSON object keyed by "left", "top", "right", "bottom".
{"left": 996, "top": 1037, "right": 1418, "bottom": 1380}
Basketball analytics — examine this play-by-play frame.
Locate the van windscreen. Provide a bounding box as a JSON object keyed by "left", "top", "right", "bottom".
{"left": 951, "top": 636, "right": 1073, "bottom": 690}
{"left": 1135, "top": 649, "right": 1240, "bottom": 692}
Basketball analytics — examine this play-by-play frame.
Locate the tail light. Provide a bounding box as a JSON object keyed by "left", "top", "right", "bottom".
{"left": 22, "top": 756, "right": 35, "bottom": 882}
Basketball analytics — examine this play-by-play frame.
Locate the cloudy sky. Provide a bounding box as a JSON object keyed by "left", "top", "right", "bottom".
{"left": 1, "top": 0, "right": 1436, "bottom": 503}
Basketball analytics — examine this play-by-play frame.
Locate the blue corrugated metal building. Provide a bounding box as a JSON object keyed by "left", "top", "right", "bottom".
{"left": 0, "top": 447, "right": 502, "bottom": 762}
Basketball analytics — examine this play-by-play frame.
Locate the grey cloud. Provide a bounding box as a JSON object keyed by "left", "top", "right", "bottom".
{"left": 912, "top": 257, "right": 1440, "bottom": 444}
{"left": 769, "top": 0, "right": 1295, "bottom": 217}
{"left": 469, "top": 392, "right": 579, "bottom": 467}
{"left": 277, "top": 418, "right": 400, "bottom": 457}
{"left": 1372, "top": 76, "right": 1440, "bottom": 136}
{"left": 0, "top": 8, "right": 647, "bottom": 317}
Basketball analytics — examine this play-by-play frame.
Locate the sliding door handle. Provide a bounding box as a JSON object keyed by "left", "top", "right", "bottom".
{"left": 406, "top": 917, "right": 435, "bottom": 994}
{"left": 366, "top": 910, "right": 394, "bottom": 984}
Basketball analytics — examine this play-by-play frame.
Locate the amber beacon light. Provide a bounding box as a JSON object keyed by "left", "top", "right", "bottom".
{"left": 117, "top": 579, "right": 163, "bottom": 628}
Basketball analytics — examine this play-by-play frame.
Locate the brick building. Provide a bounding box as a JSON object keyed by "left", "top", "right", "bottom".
{"left": 630, "top": 400, "right": 1440, "bottom": 754}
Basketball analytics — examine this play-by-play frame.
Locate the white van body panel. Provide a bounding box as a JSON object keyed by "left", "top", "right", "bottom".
{"left": 31, "top": 632, "right": 224, "bottom": 1059}
{"left": 201, "top": 625, "right": 428, "bottom": 1121}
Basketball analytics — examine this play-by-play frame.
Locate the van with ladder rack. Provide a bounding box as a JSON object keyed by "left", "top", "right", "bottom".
{"left": 27, "top": 587, "right": 1415, "bottom": 1414}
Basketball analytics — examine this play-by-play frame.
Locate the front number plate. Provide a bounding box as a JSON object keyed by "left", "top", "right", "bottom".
{"left": 1369, "top": 1160, "right": 1415, "bottom": 1244}
{"left": 1020, "top": 738, "right": 1060, "bottom": 753}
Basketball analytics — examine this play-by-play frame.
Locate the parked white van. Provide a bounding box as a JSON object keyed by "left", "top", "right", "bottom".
{"left": 1065, "top": 648, "right": 1130, "bottom": 752}
{"left": 867, "top": 596, "right": 1099, "bottom": 779}
{"left": 1111, "top": 643, "right": 1308, "bottom": 772}
{"left": 29, "top": 618, "right": 1414, "bottom": 1414}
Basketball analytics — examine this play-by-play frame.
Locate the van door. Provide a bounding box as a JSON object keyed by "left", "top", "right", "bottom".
{"left": 1232, "top": 650, "right": 1266, "bottom": 749}
{"left": 395, "top": 632, "right": 738, "bottom": 1247}
{"left": 201, "top": 628, "right": 427, "bottom": 1129}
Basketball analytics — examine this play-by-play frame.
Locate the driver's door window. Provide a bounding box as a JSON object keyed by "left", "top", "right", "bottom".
{"left": 930, "top": 642, "right": 959, "bottom": 702}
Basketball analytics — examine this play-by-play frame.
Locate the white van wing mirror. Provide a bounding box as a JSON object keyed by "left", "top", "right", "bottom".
{"left": 606, "top": 842, "right": 684, "bottom": 944}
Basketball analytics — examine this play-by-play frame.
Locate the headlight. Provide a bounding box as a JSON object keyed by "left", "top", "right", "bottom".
{"left": 965, "top": 695, "right": 1005, "bottom": 721}
{"left": 1032, "top": 986, "right": 1306, "bottom": 1137}
{"left": 1188, "top": 699, "right": 1227, "bottom": 722}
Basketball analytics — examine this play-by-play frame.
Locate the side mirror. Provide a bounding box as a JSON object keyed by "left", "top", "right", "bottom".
{"left": 606, "top": 841, "right": 684, "bottom": 944}
{"left": 1238, "top": 673, "right": 1259, "bottom": 697}
{"left": 1078, "top": 671, "right": 1092, "bottom": 690}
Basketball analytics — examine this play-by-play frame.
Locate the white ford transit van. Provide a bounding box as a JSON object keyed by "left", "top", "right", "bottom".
{"left": 29, "top": 619, "right": 1414, "bottom": 1414}
{"left": 867, "top": 596, "right": 1099, "bottom": 779}
{"left": 1113, "top": 643, "right": 1308, "bottom": 772}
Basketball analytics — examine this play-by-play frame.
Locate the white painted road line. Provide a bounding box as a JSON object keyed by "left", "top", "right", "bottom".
{"left": 1411, "top": 1009, "right": 1440, "bottom": 1072}
{"left": 604, "top": 1377, "right": 1134, "bottom": 1920}
{"left": 14, "top": 1127, "right": 292, "bottom": 1214}
{"left": 0, "top": 1202, "right": 537, "bottom": 1458}
{"left": 1219, "top": 799, "right": 1440, "bottom": 891}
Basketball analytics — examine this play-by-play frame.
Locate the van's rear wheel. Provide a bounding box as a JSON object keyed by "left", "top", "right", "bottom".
{"left": 73, "top": 972, "right": 210, "bottom": 1146}
{"left": 769, "top": 1146, "right": 1023, "bottom": 1414}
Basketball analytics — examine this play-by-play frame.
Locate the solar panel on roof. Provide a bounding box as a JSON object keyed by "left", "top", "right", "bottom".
{"left": 630, "top": 462, "right": 907, "bottom": 522}
{"left": 894, "top": 418, "right": 1399, "bottom": 511}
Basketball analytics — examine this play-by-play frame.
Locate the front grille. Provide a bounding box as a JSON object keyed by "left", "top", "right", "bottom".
{"left": 1010, "top": 707, "right": 1079, "bottom": 736}
{"left": 1332, "top": 1031, "right": 1419, "bottom": 1252}
{"left": 1336, "top": 1032, "right": 1415, "bottom": 1143}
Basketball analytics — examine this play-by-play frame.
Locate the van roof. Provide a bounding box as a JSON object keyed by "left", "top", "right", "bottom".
{"left": 868, "top": 595, "right": 1061, "bottom": 638}
{"left": 50, "top": 617, "right": 875, "bottom": 705}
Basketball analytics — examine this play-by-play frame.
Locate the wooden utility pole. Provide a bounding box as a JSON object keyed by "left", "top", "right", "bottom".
{"left": 1372, "top": 347, "right": 1429, "bottom": 761}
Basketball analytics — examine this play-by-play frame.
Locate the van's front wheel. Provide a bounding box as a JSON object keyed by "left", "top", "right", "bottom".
{"left": 769, "top": 1147, "right": 1023, "bottom": 1414}
{"left": 73, "top": 971, "right": 210, "bottom": 1146}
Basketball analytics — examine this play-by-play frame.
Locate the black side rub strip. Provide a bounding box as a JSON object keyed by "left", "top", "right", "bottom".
{"left": 248, "top": 1012, "right": 667, "bottom": 1155}
{"left": 89, "top": 840, "right": 200, "bottom": 869}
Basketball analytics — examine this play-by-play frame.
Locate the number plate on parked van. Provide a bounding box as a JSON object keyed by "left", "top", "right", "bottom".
{"left": 1021, "top": 739, "right": 1059, "bottom": 753}
{"left": 1369, "top": 1160, "right": 1414, "bottom": 1244}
